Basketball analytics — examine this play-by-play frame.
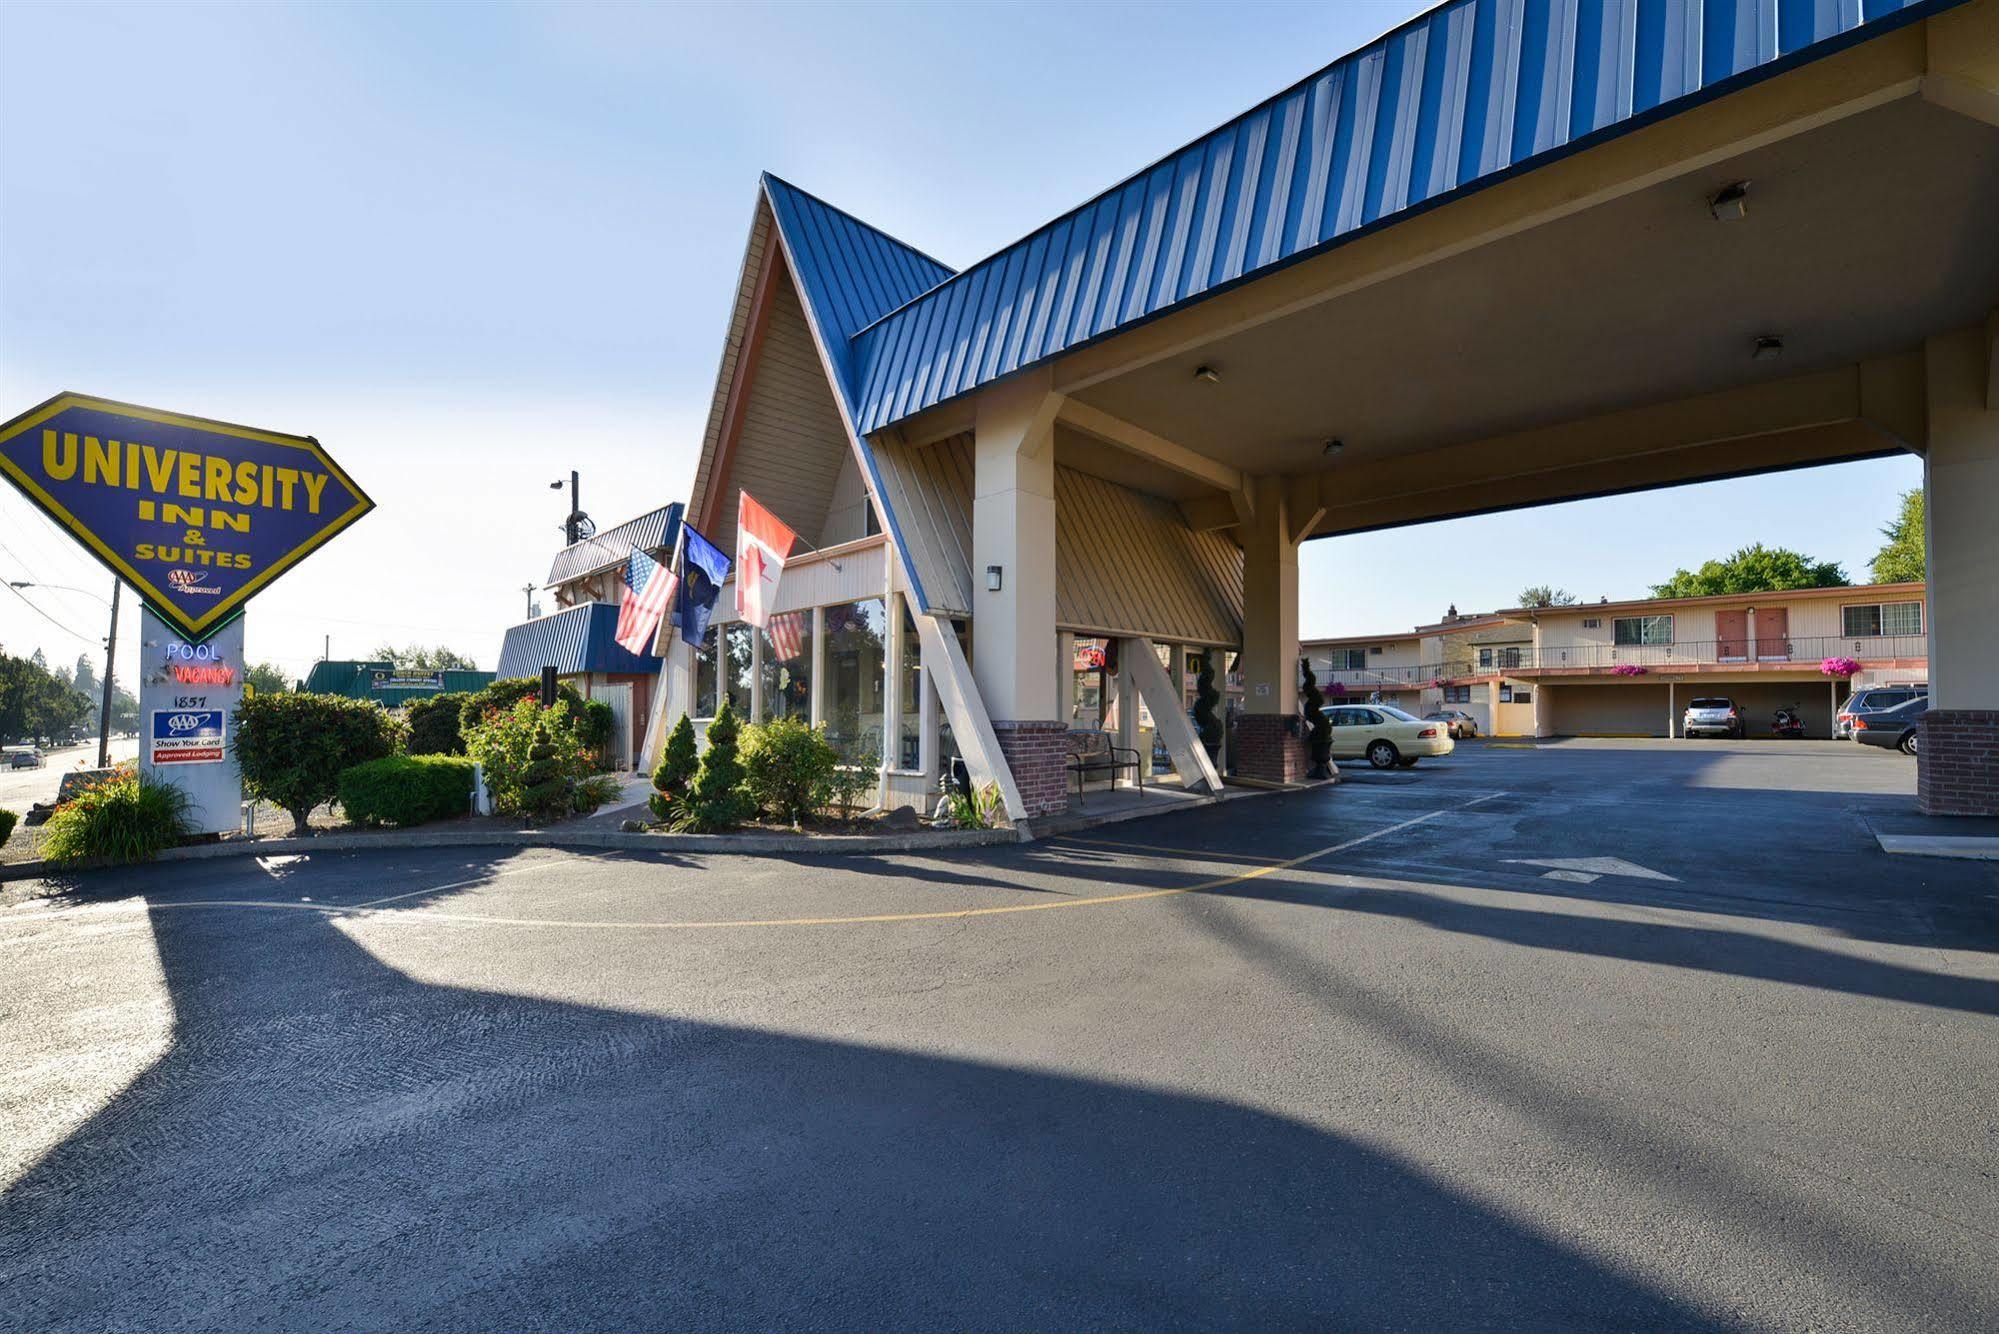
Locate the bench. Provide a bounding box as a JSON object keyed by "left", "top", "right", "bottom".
{"left": 1065, "top": 730, "right": 1142, "bottom": 805}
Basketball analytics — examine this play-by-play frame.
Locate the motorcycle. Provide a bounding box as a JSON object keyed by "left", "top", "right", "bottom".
{"left": 1772, "top": 706, "right": 1806, "bottom": 739}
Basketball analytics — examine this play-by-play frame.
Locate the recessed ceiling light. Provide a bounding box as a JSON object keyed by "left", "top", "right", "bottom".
{"left": 1322, "top": 437, "right": 1345, "bottom": 456}
{"left": 1193, "top": 364, "right": 1221, "bottom": 384}
{"left": 1752, "top": 335, "right": 1784, "bottom": 361}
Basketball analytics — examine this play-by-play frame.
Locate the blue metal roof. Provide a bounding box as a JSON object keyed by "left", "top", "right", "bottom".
{"left": 545, "top": 503, "right": 683, "bottom": 588}
{"left": 834, "top": 0, "right": 1948, "bottom": 436}
{"left": 496, "top": 601, "right": 662, "bottom": 679}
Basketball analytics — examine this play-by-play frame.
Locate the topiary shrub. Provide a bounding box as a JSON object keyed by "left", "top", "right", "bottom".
{"left": 520, "top": 724, "right": 568, "bottom": 821}
{"left": 649, "top": 714, "right": 699, "bottom": 821}
{"left": 740, "top": 717, "right": 839, "bottom": 828}
{"left": 577, "top": 699, "right": 615, "bottom": 762}
{"left": 404, "top": 691, "right": 471, "bottom": 756}
{"left": 1192, "top": 652, "right": 1222, "bottom": 755}
{"left": 678, "top": 699, "right": 751, "bottom": 832}
{"left": 1299, "top": 656, "right": 1333, "bottom": 779}
{"left": 236, "top": 692, "right": 405, "bottom": 835}
{"left": 0, "top": 807, "right": 17, "bottom": 849}
{"left": 337, "top": 754, "right": 476, "bottom": 827}
{"left": 39, "top": 774, "right": 191, "bottom": 865}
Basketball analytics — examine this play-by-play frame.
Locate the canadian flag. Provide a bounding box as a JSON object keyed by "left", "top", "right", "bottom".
{"left": 735, "top": 491, "right": 798, "bottom": 630}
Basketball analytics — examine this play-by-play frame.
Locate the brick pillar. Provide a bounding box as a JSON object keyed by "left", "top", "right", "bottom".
{"left": 1918, "top": 711, "right": 1999, "bottom": 816}
{"left": 993, "top": 720, "right": 1069, "bottom": 818}
{"left": 1234, "top": 714, "right": 1310, "bottom": 784}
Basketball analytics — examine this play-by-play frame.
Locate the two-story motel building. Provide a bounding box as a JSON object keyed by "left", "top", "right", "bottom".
{"left": 644, "top": 0, "right": 1999, "bottom": 821}
{"left": 1307, "top": 582, "right": 1928, "bottom": 738}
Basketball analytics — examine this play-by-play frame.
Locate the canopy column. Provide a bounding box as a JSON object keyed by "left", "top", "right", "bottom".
{"left": 1918, "top": 320, "right": 1999, "bottom": 815}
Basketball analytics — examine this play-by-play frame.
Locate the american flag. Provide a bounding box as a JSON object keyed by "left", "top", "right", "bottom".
{"left": 615, "top": 544, "right": 677, "bottom": 655}
{"left": 767, "top": 609, "right": 807, "bottom": 662}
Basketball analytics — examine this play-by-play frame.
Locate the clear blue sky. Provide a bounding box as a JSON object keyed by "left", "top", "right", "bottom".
{"left": 0, "top": 0, "right": 1920, "bottom": 676}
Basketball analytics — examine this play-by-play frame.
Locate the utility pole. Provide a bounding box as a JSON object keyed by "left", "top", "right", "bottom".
{"left": 522, "top": 583, "right": 538, "bottom": 619}
{"left": 96, "top": 580, "right": 120, "bottom": 769}
{"left": 322, "top": 633, "right": 330, "bottom": 663}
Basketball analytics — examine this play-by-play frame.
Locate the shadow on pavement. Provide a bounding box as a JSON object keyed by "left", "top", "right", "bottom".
{"left": 2, "top": 855, "right": 1721, "bottom": 1330}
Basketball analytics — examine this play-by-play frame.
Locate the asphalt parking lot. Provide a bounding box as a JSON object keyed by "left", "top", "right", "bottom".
{"left": 3, "top": 739, "right": 1994, "bottom": 1330}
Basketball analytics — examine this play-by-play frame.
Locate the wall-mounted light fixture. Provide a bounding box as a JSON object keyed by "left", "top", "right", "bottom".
{"left": 986, "top": 565, "right": 1003, "bottom": 592}
{"left": 1708, "top": 180, "right": 1750, "bottom": 221}
{"left": 1193, "top": 365, "right": 1221, "bottom": 385}
{"left": 1751, "top": 335, "right": 1784, "bottom": 361}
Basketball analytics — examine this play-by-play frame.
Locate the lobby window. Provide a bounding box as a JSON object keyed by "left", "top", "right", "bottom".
{"left": 693, "top": 625, "right": 718, "bottom": 718}
{"left": 1842, "top": 601, "right": 1923, "bottom": 637}
{"left": 1443, "top": 685, "right": 1470, "bottom": 704}
{"left": 823, "top": 598, "right": 886, "bottom": 761}
{"left": 1613, "top": 615, "right": 1674, "bottom": 646}
{"left": 758, "top": 611, "right": 812, "bottom": 723}
{"left": 723, "top": 623, "right": 754, "bottom": 715}
{"left": 897, "top": 603, "right": 923, "bottom": 771}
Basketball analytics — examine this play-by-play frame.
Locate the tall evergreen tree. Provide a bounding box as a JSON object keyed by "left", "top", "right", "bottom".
{"left": 1868, "top": 488, "right": 1924, "bottom": 584}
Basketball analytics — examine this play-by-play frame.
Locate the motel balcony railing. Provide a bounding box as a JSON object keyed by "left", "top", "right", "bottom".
{"left": 1482, "top": 635, "right": 1928, "bottom": 672}
{"left": 1315, "top": 636, "right": 1927, "bottom": 688}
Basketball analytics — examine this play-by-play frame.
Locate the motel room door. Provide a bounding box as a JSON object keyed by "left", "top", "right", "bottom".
{"left": 1755, "top": 607, "right": 1791, "bottom": 660}
{"left": 1717, "top": 609, "right": 1750, "bottom": 662}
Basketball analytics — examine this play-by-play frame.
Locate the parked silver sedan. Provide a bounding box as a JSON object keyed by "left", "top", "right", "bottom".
{"left": 1422, "top": 709, "right": 1479, "bottom": 740}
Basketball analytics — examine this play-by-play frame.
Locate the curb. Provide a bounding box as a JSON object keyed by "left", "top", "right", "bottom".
{"left": 0, "top": 822, "right": 1025, "bottom": 883}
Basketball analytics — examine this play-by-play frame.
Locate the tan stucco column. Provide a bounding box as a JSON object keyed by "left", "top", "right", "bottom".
{"left": 1918, "top": 321, "right": 1999, "bottom": 814}
{"left": 1236, "top": 474, "right": 1309, "bottom": 782}
{"left": 971, "top": 371, "right": 1067, "bottom": 815}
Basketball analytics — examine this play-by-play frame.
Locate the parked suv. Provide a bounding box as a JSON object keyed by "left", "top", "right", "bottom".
{"left": 1835, "top": 684, "right": 1927, "bottom": 740}
{"left": 1682, "top": 697, "right": 1744, "bottom": 739}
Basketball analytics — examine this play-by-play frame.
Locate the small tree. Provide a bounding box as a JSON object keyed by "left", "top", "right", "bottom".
{"left": 234, "top": 693, "right": 403, "bottom": 835}
{"left": 1517, "top": 585, "right": 1578, "bottom": 608}
{"left": 1191, "top": 652, "right": 1222, "bottom": 756}
{"left": 1299, "top": 656, "right": 1333, "bottom": 780}
{"left": 649, "top": 714, "right": 700, "bottom": 821}
{"left": 680, "top": 699, "right": 751, "bottom": 831}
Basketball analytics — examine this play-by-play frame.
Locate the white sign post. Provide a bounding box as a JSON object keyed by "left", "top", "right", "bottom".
{"left": 137, "top": 608, "right": 247, "bottom": 835}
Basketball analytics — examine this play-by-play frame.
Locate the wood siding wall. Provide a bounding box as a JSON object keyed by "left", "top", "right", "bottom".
{"left": 1055, "top": 467, "right": 1243, "bottom": 647}
{"left": 872, "top": 431, "right": 975, "bottom": 617}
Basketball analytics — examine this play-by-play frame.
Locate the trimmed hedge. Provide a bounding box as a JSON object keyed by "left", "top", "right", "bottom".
{"left": 405, "top": 691, "right": 472, "bottom": 756}
{"left": 0, "top": 806, "right": 16, "bottom": 849}
{"left": 460, "top": 678, "right": 614, "bottom": 764}
{"left": 237, "top": 692, "right": 405, "bottom": 835}
{"left": 337, "top": 754, "right": 477, "bottom": 827}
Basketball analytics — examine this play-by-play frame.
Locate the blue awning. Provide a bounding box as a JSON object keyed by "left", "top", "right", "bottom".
{"left": 496, "top": 602, "right": 662, "bottom": 678}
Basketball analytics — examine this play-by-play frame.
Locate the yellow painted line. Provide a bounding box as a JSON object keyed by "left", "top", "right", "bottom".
{"left": 1487, "top": 743, "right": 1539, "bottom": 749}
{"left": 1, "top": 796, "right": 1501, "bottom": 934}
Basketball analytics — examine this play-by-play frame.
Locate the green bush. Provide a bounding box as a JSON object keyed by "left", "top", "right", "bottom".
{"left": 677, "top": 699, "right": 751, "bottom": 832}
{"left": 571, "top": 773, "right": 622, "bottom": 816}
{"left": 741, "top": 717, "right": 839, "bottom": 828}
{"left": 829, "top": 748, "right": 877, "bottom": 821}
{"left": 464, "top": 696, "right": 596, "bottom": 821}
{"left": 337, "top": 755, "right": 475, "bottom": 827}
{"left": 404, "top": 691, "right": 471, "bottom": 756}
{"left": 39, "top": 774, "right": 191, "bottom": 865}
{"left": 236, "top": 693, "right": 405, "bottom": 835}
{"left": 650, "top": 714, "right": 699, "bottom": 821}
{"left": 0, "top": 807, "right": 16, "bottom": 849}
{"left": 577, "top": 699, "right": 615, "bottom": 757}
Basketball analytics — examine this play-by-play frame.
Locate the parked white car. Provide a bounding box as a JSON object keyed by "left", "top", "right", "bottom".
{"left": 1322, "top": 703, "right": 1455, "bottom": 768}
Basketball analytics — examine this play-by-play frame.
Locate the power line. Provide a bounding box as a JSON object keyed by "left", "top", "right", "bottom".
{"left": 1, "top": 577, "right": 99, "bottom": 646}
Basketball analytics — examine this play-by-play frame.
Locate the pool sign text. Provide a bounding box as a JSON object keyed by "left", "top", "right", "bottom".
{"left": 0, "top": 392, "right": 372, "bottom": 641}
